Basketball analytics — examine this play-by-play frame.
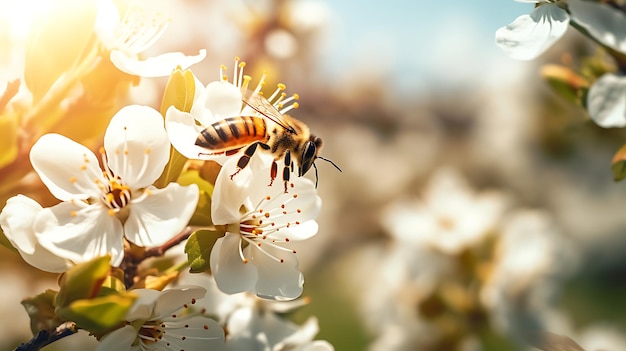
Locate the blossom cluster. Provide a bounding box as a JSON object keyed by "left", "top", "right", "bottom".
{"left": 0, "top": 0, "right": 332, "bottom": 350}
{"left": 497, "top": 0, "right": 626, "bottom": 129}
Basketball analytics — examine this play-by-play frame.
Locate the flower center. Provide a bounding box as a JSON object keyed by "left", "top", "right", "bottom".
{"left": 237, "top": 190, "right": 304, "bottom": 264}
{"left": 102, "top": 176, "right": 131, "bottom": 210}
{"left": 137, "top": 320, "right": 165, "bottom": 345}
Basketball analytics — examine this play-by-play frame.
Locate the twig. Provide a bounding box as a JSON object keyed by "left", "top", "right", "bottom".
{"left": 13, "top": 321, "right": 77, "bottom": 351}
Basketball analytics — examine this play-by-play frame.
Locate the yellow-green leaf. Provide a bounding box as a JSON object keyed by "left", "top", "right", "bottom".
{"left": 160, "top": 66, "right": 197, "bottom": 115}
{"left": 612, "top": 143, "right": 626, "bottom": 181}
{"left": 177, "top": 169, "right": 214, "bottom": 226}
{"left": 56, "top": 255, "right": 111, "bottom": 309}
{"left": 24, "top": 0, "right": 97, "bottom": 103}
{"left": 541, "top": 64, "right": 589, "bottom": 105}
{"left": 0, "top": 113, "right": 18, "bottom": 168}
{"left": 57, "top": 293, "right": 136, "bottom": 332}
{"left": 184, "top": 230, "right": 223, "bottom": 273}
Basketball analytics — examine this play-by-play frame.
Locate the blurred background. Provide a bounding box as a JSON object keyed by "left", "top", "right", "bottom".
{"left": 3, "top": 0, "right": 626, "bottom": 350}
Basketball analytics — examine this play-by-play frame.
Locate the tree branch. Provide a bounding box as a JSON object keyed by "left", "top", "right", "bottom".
{"left": 14, "top": 322, "right": 77, "bottom": 351}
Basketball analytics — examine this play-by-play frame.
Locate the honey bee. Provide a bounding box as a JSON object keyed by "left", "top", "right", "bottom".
{"left": 195, "top": 88, "right": 340, "bottom": 192}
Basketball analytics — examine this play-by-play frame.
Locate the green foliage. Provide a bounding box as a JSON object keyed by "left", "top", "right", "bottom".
{"left": 541, "top": 64, "right": 589, "bottom": 106}
{"left": 159, "top": 66, "right": 197, "bottom": 115}
{"left": 21, "top": 290, "right": 61, "bottom": 334}
{"left": 24, "top": 0, "right": 97, "bottom": 103}
{"left": 57, "top": 293, "right": 135, "bottom": 332}
{"left": 178, "top": 169, "right": 214, "bottom": 226}
{"left": 185, "top": 230, "right": 223, "bottom": 273}
{"left": 56, "top": 255, "right": 111, "bottom": 309}
{"left": 154, "top": 67, "right": 197, "bottom": 189}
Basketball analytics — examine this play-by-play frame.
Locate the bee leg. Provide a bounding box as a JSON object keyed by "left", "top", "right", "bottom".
{"left": 269, "top": 161, "right": 278, "bottom": 187}
{"left": 230, "top": 142, "right": 271, "bottom": 180}
{"left": 230, "top": 143, "right": 259, "bottom": 180}
{"left": 282, "top": 150, "right": 292, "bottom": 193}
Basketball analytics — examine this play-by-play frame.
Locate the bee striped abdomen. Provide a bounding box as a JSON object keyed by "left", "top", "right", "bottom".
{"left": 196, "top": 116, "right": 268, "bottom": 151}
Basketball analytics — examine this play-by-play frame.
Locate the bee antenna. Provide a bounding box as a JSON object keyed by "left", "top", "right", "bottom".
{"left": 313, "top": 162, "right": 319, "bottom": 188}
{"left": 317, "top": 156, "right": 342, "bottom": 173}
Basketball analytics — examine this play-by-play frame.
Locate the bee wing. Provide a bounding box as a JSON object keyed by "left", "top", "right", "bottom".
{"left": 528, "top": 331, "right": 586, "bottom": 351}
{"left": 242, "top": 88, "right": 295, "bottom": 133}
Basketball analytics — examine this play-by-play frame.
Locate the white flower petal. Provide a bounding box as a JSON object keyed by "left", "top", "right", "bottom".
{"left": 96, "top": 325, "right": 137, "bottom": 351}
{"left": 249, "top": 244, "right": 303, "bottom": 300}
{"left": 272, "top": 220, "right": 319, "bottom": 242}
{"left": 0, "top": 195, "right": 41, "bottom": 254}
{"left": 165, "top": 105, "right": 227, "bottom": 162}
{"left": 0, "top": 195, "right": 71, "bottom": 272}
{"left": 124, "top": 183, "right": 199, "bottom": 247}
{"left": 211, "top": 157, "right": 259, "bottom": 225}
{"left": 192, "top": 80, "right": 243, "bottom": 120}
{"left": 161, "top": 315, "right": 224, "bottom": 349}
{"left": 152, "top": 286, "right": 206, "bottom": 319}
{"left": 495, "top": 4, "right": 569, "bottom": 60}
{"left": 210, "top": 234, "right": 258, "bottom": 294}
{"left": 274, "top": 316, "right": 319, "bottom": 349}
{"left": 110, "top": 49, "right": 207, "bottom": 78}
{"left": 104, "top": 105, "right": 170, "bottom": 188}
{"left": 569, "top": 0, "right": 626, "bottom": 54}
{"left": 301, "top": 340, "right": 335, "bottom": 351}
{"left": 30, "top": 134, "right": 104, "bottom": 201}
{"left": 126, "top": 288, "right": 161, "bottom": 321}
{"left": 587, "top": 73, "right": 626, "bottom": 128}
{"left": 34, "top": 202, "right": 125, "bottom": 266}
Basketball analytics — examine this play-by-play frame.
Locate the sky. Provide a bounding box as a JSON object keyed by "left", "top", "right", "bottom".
{"left": 318, "top": 1, "right": 534, "bottom": 90}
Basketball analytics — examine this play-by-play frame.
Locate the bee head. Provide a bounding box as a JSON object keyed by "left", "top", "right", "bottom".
{"left": 298, "top": 136, "right": 323, "bottom": 177}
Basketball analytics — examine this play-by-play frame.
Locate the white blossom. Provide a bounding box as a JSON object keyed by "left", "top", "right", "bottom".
{"left": 95, "top": 0, "right": 206, "bottom": 77}
{"left": 29, "top": 105, "right": 199, "bottom": 266}
{"left": 0, "top": 195, "right": 71, "bottom": 272}
{"left": 97, "top": 286, "right": 224, "bottom": 351}
{"left": 382, "top": 168, "right": 507, "bottom": 255}
{"left": 586, "top": 73, "right": 626, "bottom": 128}
{"left": 569, "top": 0, "right": 626, "bottom": 55}
{"left": 495, "top": 1, "right": 569, "bottom": 60}
{"left": 209, "top": 156, "right": 321, "bottom": 300}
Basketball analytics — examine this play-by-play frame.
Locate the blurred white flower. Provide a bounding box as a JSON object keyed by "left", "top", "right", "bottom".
{"left": 165, "top": 57, "right": 299, "bottom": 163}
{"left": 175, "top": 272, "right": 333, "bottom": 351}
{"left": 96, "top": 286, "right": 224, "bottom": 351}
{"left": 481, "top": 210, "right": 571, "bottom": 338}
{"left": 382, "top": 168, "right": 507, "bottom": 255}
{"left": 586, "top": 73, "right": 626, "bottom": 128}
{"left": 0, "top": 195, "right": 72, "bottom": 272}
{"left": 495, "top": 1, "right": 569, "bottom": 60}
{"left": 28, "top": 105, "right": 199, "bottom": 266}
{"left": 95, "top": 0, "right": 206, "bottom": 77}
{"left": 569, "top": 0, "right": 626, "bottom": 55}
{"left": 209, "top": 157, "right": 321, "bottom": 300}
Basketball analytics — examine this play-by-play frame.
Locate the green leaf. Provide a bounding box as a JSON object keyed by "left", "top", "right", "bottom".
{"left": 56, "top": 255, "right": 111, "bottom": 309}
{"left": 177, "top": 169, "right": 214, "bottom": 226}
{"left": 154, "top": 146, "right": 188, "bottom": 189}
{"left": 160, "top": 66, "right": 197, "bottom": 115}
{"left": 154, "top": 67, "right": 197, "bottom": 188}
{"left": 24, "top": 0, "right": 97, "bottom": 103}
{"left": 541, "top": 64, "right": 589, "bottom": 105}
{"left": 0, "top": 112, "right": 19, "bottom": 168}
{"left": 612, "top": 144, "right": 626, "bottom": 181}
{"left": 21, "top": 290, "right": 61, "bottom": 334}
{"left": 57, "top": 293, "right": 136, "bottom": 332}
{"left": 185, "top": 230, "right": 223, "bottom": 273}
